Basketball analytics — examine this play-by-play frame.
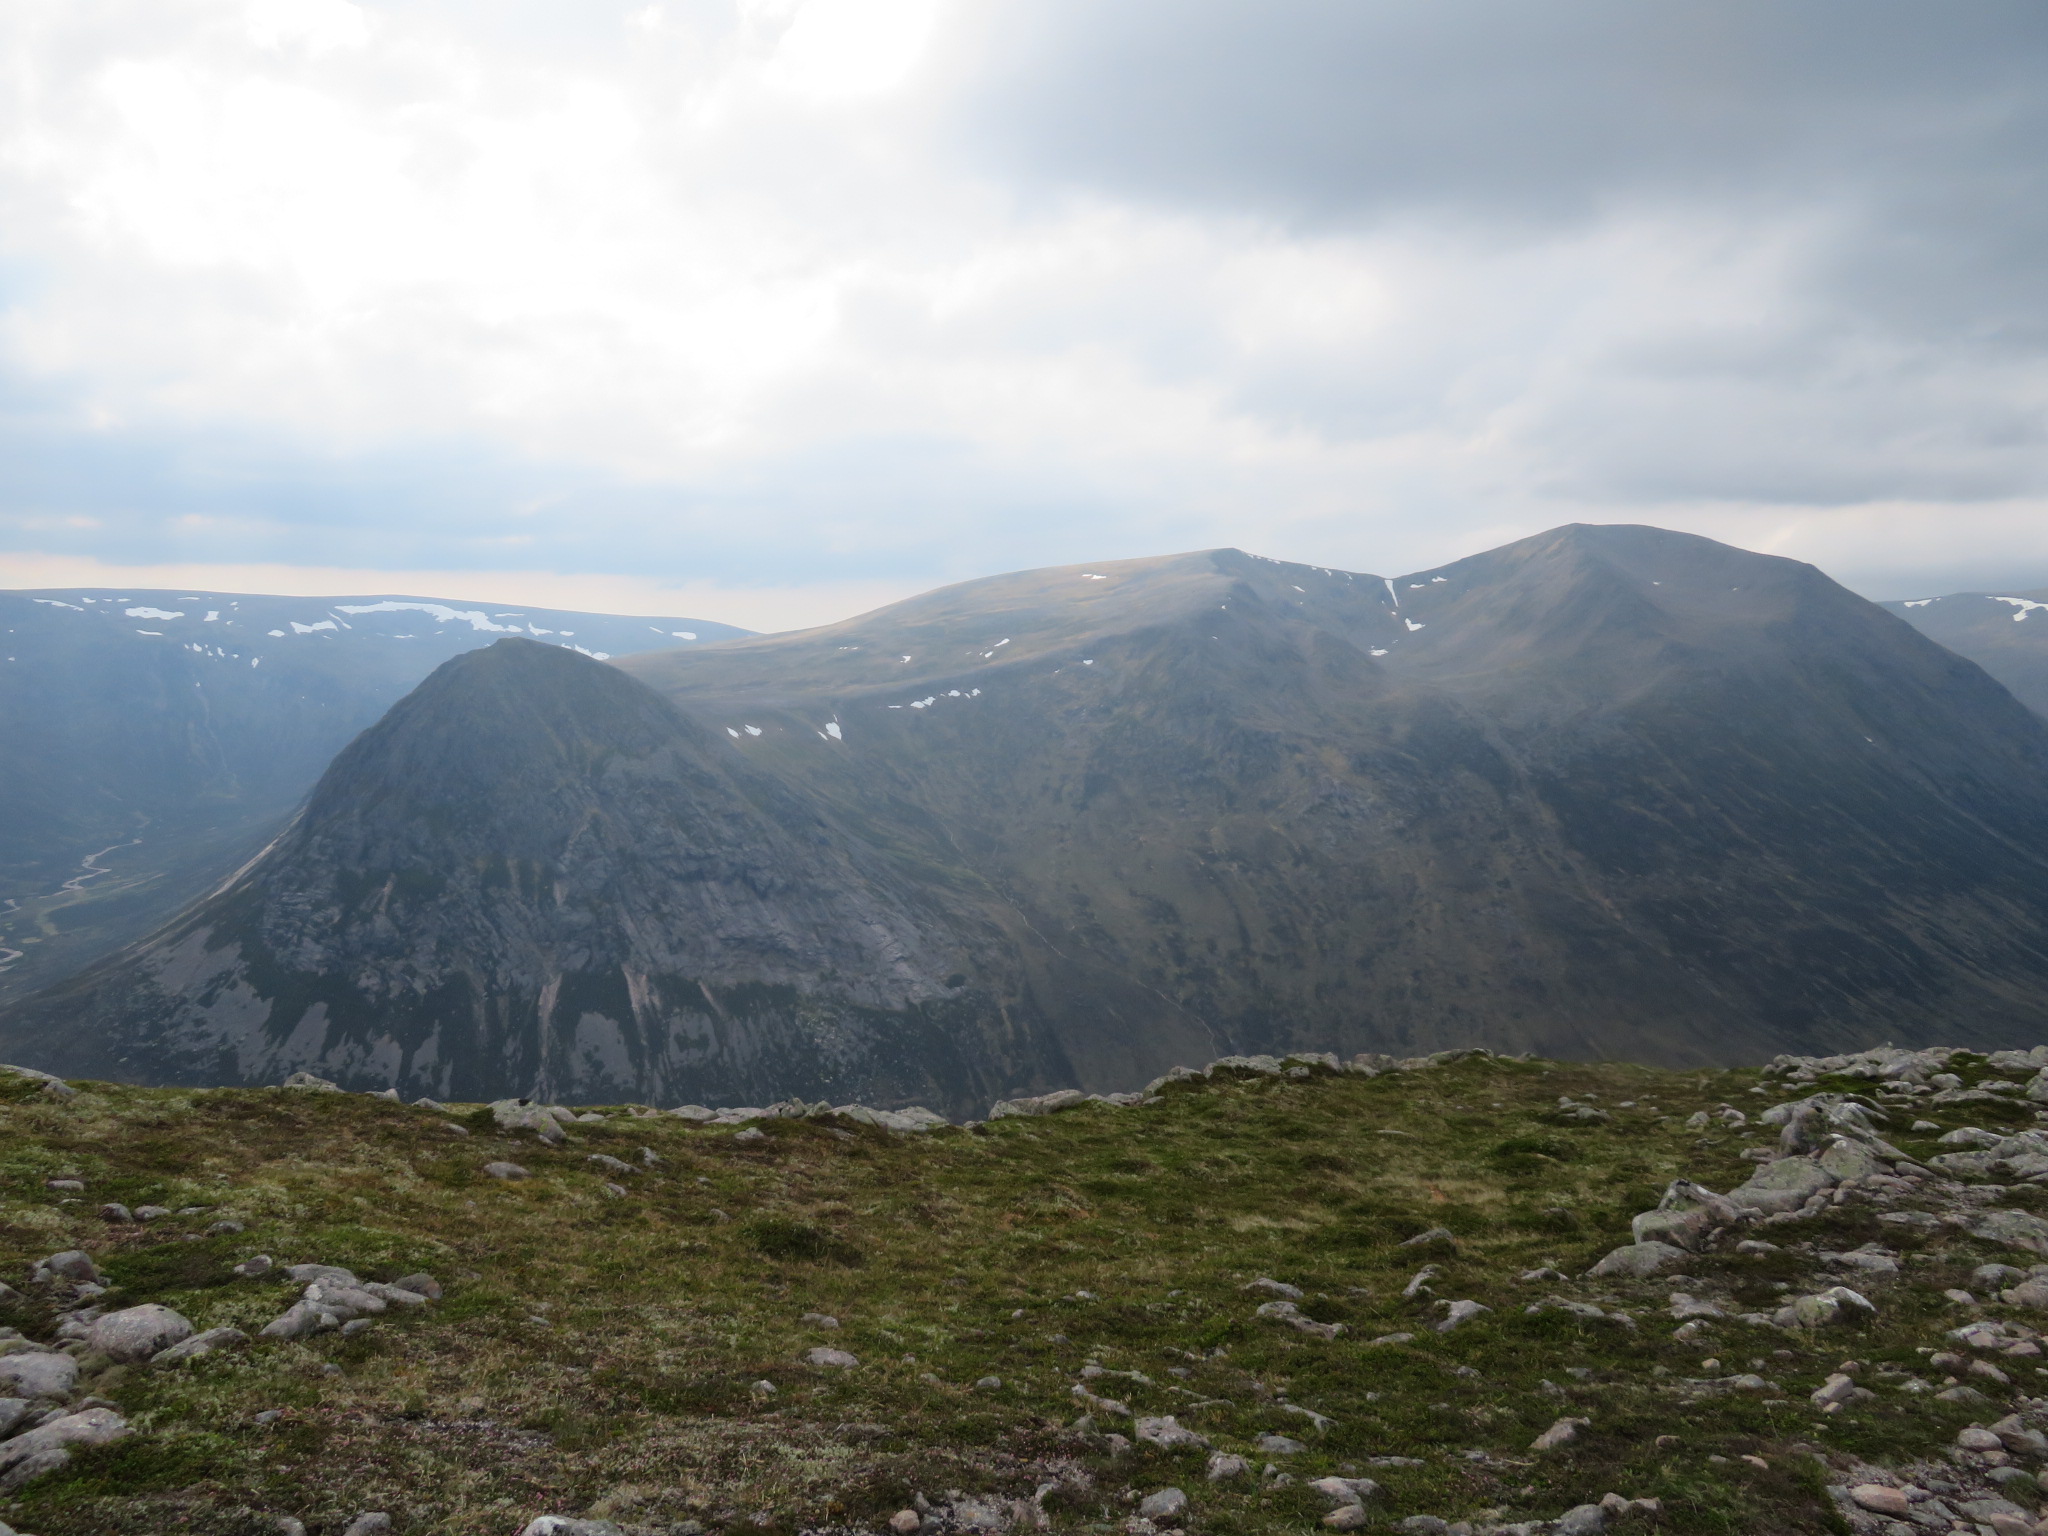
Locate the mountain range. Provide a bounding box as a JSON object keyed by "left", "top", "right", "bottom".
{"left": 6, "top": 523, "right": 2048, "bottom": 1115}
{"left": 0, "top": 590, "right": 745, "bottom": 1000}
{"left": 1881, "top": 586, "right": 2048, "bottom": 717}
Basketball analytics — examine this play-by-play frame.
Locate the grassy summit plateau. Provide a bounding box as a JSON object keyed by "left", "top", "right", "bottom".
{"left": 4, "top": 1050, "right": 2048, "bottom": 1535}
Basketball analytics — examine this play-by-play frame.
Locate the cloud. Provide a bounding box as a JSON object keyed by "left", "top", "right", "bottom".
{"left": 0, "top": 0, "right": 2042, "bottom": 618}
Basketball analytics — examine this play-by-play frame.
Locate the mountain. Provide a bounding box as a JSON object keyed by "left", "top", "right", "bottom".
{"left": 0, "top": 589, "right": 747, "bottom": 1001}
{"left": 1884, "top": 586, "right": 2048, "bottom": 716}
{"left": 8, "top": 524, "right": 2048, "bottom": 1112}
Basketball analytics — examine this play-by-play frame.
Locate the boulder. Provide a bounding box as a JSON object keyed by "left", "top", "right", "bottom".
{"left": 36, "top": 1250, "right": 101, "bottom": 1285}
{"left": 281, "top": 1072, "right": 340, "bottom": 1091}
{"left": 988, "top": 1090, "right": 1088, "bottom": 1119}
{"left": 0, "top": 1350, "right": 78, "bottom": 1400}
{"left": 285, "top": 1264, "right": 360, "bottom": 1287}
{"left": 484, "top": 1162, "right": 530, "bottom": 1180}
{"left": 1206, "top": 1453, "right": 1249, "bottom": 1481}
{"left": 1966, "top": 1210, "right": 2048, "bottom": 1256}
{"left": 152, "top": 1327, "right": 250, "bottom": 1366}
{"left": 1531, "top": 1416, "right": 1589, "bottom": 1451}
{"left": 490, "top": 1100, "right": 566, "bottom": 1143}
{"left": 1138, "top": 1489, "right": 1188, "bottom": 1520}
{"left": 0, "top": 1398, "right": 32, "bottom": 1437}
{"left": 87, "top": 1303, "right": 194, "bottom": 1363}
{"left": 1134, "top": 1416, "right": 1209, "bottom": 1450}
{"left": 0, "top": 1407, "right": 128, "bottom": 1488}
{"left": 1727, "top": 1158, "right": 1836, "bottom": 1214}
{"left": 519, "top": 1521, "right": 627, "bottom": 1536}
{"left": 1817, "top": 1137, "right": 1886, "bottom": 1182}
{"left": 805, "top": 1347, "right": 858, "bottom": 1368}
{"left": 1775, "top": 1286, "right": 1876, "bottom": 1329}
{"left": 391, "top": 1273, "right": 443, "bottom": 1300}
{"left": 1586, "top": 1242, "right": 1687, "bottom": 1278}
{"left": 259, "top": 1301, "right": 341, "bottom": 1340}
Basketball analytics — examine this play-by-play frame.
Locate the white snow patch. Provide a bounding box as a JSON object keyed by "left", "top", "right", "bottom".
{"left": 31, "top": 598, "right": 83, "bottom": 610}
{"left": 334, "top": 600, "right": 518, "bottom": 633}
{"left": 1404, "top": 619, "right": 1425, "bottom": 631}
{"left": 672, "top": 631, "right": 696, "bottom": 640}
{"left": 1992, "top": 597, "right": 2048, "bottom": 622}
{"left": 744, "top": 724, "right": 762, "bottom": 736}
{"left": 1383, "top": 578, "right": 1399, "bottom": 608}
{"left": 900, "top": 655, "right": 912, "bottom": 663}
{"left": 1081, "top": 659, "right": 1093, "bottom": 665}
{"left": 525, "top": 624, "right": 555, "bottom": 636}
{"left": 1081, "top": 573, "right": 1106, "bottom": 580}
{"left": 134, "top": 629, "right": 162, "bottom": 636}
{"left": 1408, "top": 584, "right": 1425, "bottom": 590}
{"left": 565, "top": 645, "right": 612, "bottom": 659}
{"left": 267, "top": 629, "right": 286, "bottom": 637}
{"left": 1901, "top": 598, "right": 1933, "bottom": 607}
{"left": 289, "top": 620, "right": 338, "bottom": 634}
{"left": 1292, "top": 585, "right": 1306, "bottom": 592}
{"left": 823, "top": 722, "right": 842, "bottom": 741}
{"left": 1432, "top": 577, "right": 1447, "bottom": 583}
{"left": 1370, "top": 647, "right": 1389, "bottom": 657}
{"left": 125, "top": 606, "right": 183, "bottom": 619}
{"left": 204, "top": 610, "right": 219, "bottom": 621}
{"left": 727, "top": 727, "right": 741, "bottom": 738}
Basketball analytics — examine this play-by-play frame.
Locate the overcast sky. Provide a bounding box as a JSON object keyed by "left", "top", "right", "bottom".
{"left": 2, "top": 0, "right": 2045, "bottom": 630}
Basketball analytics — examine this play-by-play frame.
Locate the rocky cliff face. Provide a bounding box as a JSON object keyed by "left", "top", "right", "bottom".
{"left": 10, "top": 524, "right": 2048, "bottom": 1110}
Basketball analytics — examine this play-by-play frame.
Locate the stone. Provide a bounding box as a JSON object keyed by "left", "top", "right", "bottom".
{"left": 1531, "top": 1416, "right": 1589, "bottom": 1451}
{"left": 1245, "top": 1277, "right": 1304, "bottom": 1300}
{"left": 1256, "top": 1434, "right": 1307, "bottom": 1454}
{"left": 1847, "top": 1486, "right": 1910, "bottom": 1516}
{"left": 491, "top": 1100, "right": 566, "bottom": 1142}
{"left": 305, "top": 1284, "right": 388, "bottom": 1321}
{"left": 1321, "top": 1507, "right": 1370, "bottom": 1531}
{"left": 0, "top": 1399, "right": 30, "bottom": 1437}
{"left": 392, "top": 1273, "right": 442, "bottom": 1300}
{"left": 1256, "top": 1300, "right": 1344, "bottom": 1339}
{"left": 1728, "top": 1156, "right": 1839, "bottom": 1215}
{"left": 153, "top": 1327, "right": 250, "bottom": 1366}
{"left": 259, "top": 1302, "right": 341, "bottom": 1340}
{"left": 801, "top": 1312, "right": 839, "bottom": 1328}
{"left": 1205, "top": 1453, "right": 1249, "bottom": 1481}
{"left": 484, "top": 1162, "right": 530, "bottom": 1180}
{"left": 1966, "top": 1209, "right": 2048, "bottom": 1257}
{"left": 586, "top": 1154, "right": 634, "bottom": 1174}
{"left": 1585, "top": 1242, "right": 1687, "bottom": 1278}
{"left": 341, "top": 1516, "right": 393, "bottom": 1536}
{"left": 0, "top": 1406, "right": 129, "bottom": 1487}
{"left": 281, "top": 1072, "right": 340, "bottom": 1091}
{"left": 889, "top": 1514, "right": 922, "bottom": 1535}
{"left": 0, "top": 1350, "right": 78, "bottom": 1400}
{"left": 37, "top": 1250, "right": 100, "bottom": 1285}
{"left": 132, "top": 1205, "right": 171, "bottom": 1222}
{"left": 207, "top": 1220, "right": 245, "bottom": 1235}
{"left": 1138, "top": 1489, "right": 1188, "bottom": 1520}
{"left": 1134, "top": 1416, "right": 1209, "bottom": 1450}
{"left": 1554, "top": 1506, "right": 1607, "bottom": 1536}
{"left": 1960, "top": 1426, "right": 2006, "bottom": 1450}
{"left": 519, "top": 1521, "right": 628, "bottom": 1536}
{"left": 87, "top": 1304, "right": 194, "bottom": 1363}
{"left": 1776, "top": 1286, "right": 1876, "bottom": 1329}
{"left": 805, "top": 1347, "right": 858, "bottom": 1368}
{"left": 234, "top": 1255, "right": 274, "bottom": 1278}
{"left": 97, "top": 1203, "right": 131, "bottom": 1223}
{"left": 1434, "top": 1299, "right": 1490, "bottom": 1332}
{"left": 732, "top": 1127, "right": 767, "bottom": 1145}
{"left": 364, "top": 1283, "right": 429, "bottom": 1308}
{"left": 975, "top": 1376, "right": 1002, "bottom": 1390}
{"left": 1309, "top": 1477, "right": 1381, "bottom": 1507}
{"left": 1399, "top": 1227, "right": 1458, "bottom": 1249}
{"left": 1818, "top": 1137, "right": 1887, "bottom": 1182}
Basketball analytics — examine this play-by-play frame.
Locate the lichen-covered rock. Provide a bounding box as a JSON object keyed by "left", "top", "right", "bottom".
{"left": 0, "top": 1407, "right": 129, "bottom": 1488}
{"left": 152, "top": 1326, "right": 250, "bottom": 1366}
{"left": 1586, "top": 1242, "right": 1688, "bottom": 1278}
{"left": 1727, "top": 1157, "right": 1836, "bottom": 1214}
{"left": 491, "top": 1100, "right": 567, "bottom": 1143}
{"left": 87, "top": 1303, "right": 194, "bottom": 1363}
{"left": 0, "top": 1349, "right": 78, "bottom": 1400}
{"left": 988, "top": 1089, "right": 1088, "bottom": 1118}
{"left": 1135, "top": 1416, "right": 1210, "bottom": 1449}
{"left": 1966, "top": 1209, "right": 2048, "bottom": 1256}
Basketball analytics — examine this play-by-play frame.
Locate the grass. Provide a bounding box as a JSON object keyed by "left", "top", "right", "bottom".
{"left": 1, "top": 1053, "right": 2043, "bottom": 1534}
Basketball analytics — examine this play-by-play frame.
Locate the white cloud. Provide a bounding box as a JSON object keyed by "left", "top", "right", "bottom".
{"left": 0, "top": 0, "right": 2042, "bottom": 605}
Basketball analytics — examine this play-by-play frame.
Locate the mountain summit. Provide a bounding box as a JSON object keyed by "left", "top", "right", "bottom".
{"left": 8, "top": 525, "right": 2048, "bottom": 1110}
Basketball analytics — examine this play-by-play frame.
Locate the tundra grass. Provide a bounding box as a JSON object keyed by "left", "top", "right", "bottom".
{"left": 0, "top": 1054, "right": 2042, "bottom": 1535}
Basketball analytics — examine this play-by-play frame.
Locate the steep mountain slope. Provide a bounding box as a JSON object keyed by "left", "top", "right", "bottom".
{"left": 1886, "top": 586, "right": 2048, "bottom": 716}
{"left": 9, "top": 524, "right": 2048, "bottom": 1109}
{"left": 0, "top": 590, "right": 746, "bottom": 1001}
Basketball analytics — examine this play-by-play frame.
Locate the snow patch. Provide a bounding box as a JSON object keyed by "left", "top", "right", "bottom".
{"left": 1992, "top": 596, "right": 2048, "bottom": 622}
{"left": 334, "top": 600, "right": 518, "bottom": 633}
{"left": 727, "top": 727, "right": 741, "bottom": 738}
{"left": 125, "top": 606, "right": 183, "bottom": 620}
{"left": 823, "top": 722, "right": 842, "bottom": 740}
{"left": 1404, "top": 619, "right": 1425, "bottom": 632}
{"left": 31, "top": 598, "right": 83, "bottom": 611}
{"left": 744, "top": 724, "right": 762, "bottom": 736}
{"left": 289, "top": 620, "right": 337, "bottom": 634}
{"left": 672, "top": 631, "right": 696, "bottom": 640}
{"left": 1900, "top": 599, "right": 1933, "bottom": 607}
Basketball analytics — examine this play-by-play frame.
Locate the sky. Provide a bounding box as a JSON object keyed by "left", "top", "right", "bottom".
{"left": 1, "top": 0, "right": 2045, "bottom": 632}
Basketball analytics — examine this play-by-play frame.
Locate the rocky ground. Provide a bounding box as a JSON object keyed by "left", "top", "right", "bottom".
{"left": 9, "top": 1047, "right": 2048, "bottom": 1534}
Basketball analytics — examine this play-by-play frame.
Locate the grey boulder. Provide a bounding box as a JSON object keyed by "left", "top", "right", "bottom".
{"left": 153, "top": 1327, "right": 251, "bottom": 1366}
{"left": 1586, "top": 1242, "right": 1688, "bottom": 1278}
{"left": 87, "top": 1303, "right": 194, "bottom": 1363}
{"left": 0, "top": 1350, "right": 78, "bottom": 1400}
{"left": 0, "top": 1406, "right": 129, "bottom": 1489}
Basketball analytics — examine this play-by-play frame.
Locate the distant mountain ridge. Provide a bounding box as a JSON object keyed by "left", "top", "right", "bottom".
{"left": 1885, "top": 586, "right": 2048, "bottom": 717}
{"left": 8, "top": 525, "right": 2048, "bottom": 1113}
{"left": 0, "top": 588, "right": 748, "bottom": 1001}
